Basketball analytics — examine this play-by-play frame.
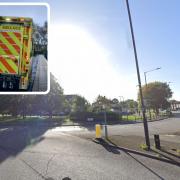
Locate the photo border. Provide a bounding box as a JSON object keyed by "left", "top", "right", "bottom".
{"left": 0, "top": 2, "right": 50, "bottom": 95}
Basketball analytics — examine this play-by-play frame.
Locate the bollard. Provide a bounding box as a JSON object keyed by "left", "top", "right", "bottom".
{"left": 154, "top": 134, "right": 161, "bottom": 149}
{"left": 95, "top": 124, "right": 102, "bottom": 139}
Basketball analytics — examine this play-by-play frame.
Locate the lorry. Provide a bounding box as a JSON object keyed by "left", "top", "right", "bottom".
{"left": 0, "top": 16, "right": 33, "bottom": 90}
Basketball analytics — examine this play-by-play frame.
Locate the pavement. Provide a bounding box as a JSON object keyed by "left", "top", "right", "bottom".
{"left": 32, "top": 55, "right": 48, "bottom": 92}
{"left": 0, "top": 115, "right": 180, "bottom": 179}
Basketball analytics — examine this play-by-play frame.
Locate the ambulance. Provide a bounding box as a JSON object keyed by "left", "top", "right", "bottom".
{"left": 0, "top": 16, "right": 33, "bottom": 90}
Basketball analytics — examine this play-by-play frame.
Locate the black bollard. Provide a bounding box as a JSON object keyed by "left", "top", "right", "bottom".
{"left": 154, "top": 134, "right": 161, "bottom": 149}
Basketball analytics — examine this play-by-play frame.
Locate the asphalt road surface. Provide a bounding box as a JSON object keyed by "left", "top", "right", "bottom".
{"left": 108, "top": 116, "right": 180, "bottom": 136}
{"left": 67, "top": 114, "right": 180, "bottom": 143}
{"left": 32, "top": 55, "right": 48, "bottom": 92}
{"left": 0, "top": 119, "right": 179, "bottom": 180}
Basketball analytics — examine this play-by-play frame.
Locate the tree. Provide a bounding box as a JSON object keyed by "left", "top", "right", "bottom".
{"left": 0, "top": 95, "right": 11, "bottom": 115}
{"left": 124, "top": 99, "right": 138, "bottom": 113}
{"left": 0, "top": 74, "right": 65, "bottom": 118}
{"left": 33, "top": 21, "right": 47, "bottom": 58}
{"left": 111, "top": 98, "right": 121, "bottom": 112}
{"left": 66, "top": 95, "right": 90, "bottom": 113}
{"left": 34, "top": 74, "right": 65, "bottom": 117}
{"left": 138, "top": 82, "right": 172, "bottom": 115}
{"left": 92, "top": 95, "right": 112, "bottom": 112}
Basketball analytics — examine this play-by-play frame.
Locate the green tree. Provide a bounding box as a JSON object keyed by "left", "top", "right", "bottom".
{"left": 92, "top": 95, "right": 112, "bottom": 112}
{"left": 0, "top": 74, "right": 65, "bottom": 118}
{"left": 0, "top": 95, "right": 11, "bottom": 115}
{"left": 111, "top": 98, "right": 121, "bottom": 112}
{"left": 138, "top": 82, "right": 172, "bottom": 115}
{"left": 33, "top": 21, "right": 47, "bottom": 58}
{"left": 124, "top": 99, "right": 138, "bottom": 113}
{"left": 66, "top": 95, "right": 90, "bottom": 113}
{"left": 34, "top": 74, "right": 64, "bottom": 117}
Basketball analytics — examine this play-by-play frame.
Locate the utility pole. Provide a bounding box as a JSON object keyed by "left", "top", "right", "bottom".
{"left": 125, "top": 0, "right": 150, "bottom": 149}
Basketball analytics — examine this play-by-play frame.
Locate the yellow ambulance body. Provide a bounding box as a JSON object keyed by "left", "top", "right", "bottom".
{"left": 0, "top": 16, "right": 33, "bottom": 90}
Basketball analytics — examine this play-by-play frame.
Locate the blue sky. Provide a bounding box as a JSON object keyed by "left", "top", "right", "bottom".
{"left": 2, "top": 0, "right": 180, "bottom": 102}
{"left": 0, "top": 4, "right": 47, "bottom": 25}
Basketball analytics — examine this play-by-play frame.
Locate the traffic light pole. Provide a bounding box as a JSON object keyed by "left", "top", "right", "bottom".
{"left": 125, "top": 0, "right": 150, "bottom": 149}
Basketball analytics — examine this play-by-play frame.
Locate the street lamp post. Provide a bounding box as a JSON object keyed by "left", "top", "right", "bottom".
{"left": 126, "top": 0, "right": 150, "bottom": 149}
{"left": 103, "top": 105, "right": 108, "bottom": 139}
{"left": 119, "top": 96, "right": 124, "bottom": 110}
{"left": 167, "top": 82, "right": 173, "bottom": 112}
{"left": 144, "top": 67, "right": 161, "bottom": 120}
{"left": 144, "top": 68, "right": 161, "bottom": 87}
{"left": 119, "top": 96, "right": 124, "bottom": 121}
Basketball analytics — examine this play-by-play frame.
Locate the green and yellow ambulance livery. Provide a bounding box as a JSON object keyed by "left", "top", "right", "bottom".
{"left": 0, "top": 16, "right": 33, "bottom": 90}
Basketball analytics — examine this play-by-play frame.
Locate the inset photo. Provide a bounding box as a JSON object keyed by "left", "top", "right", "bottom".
{"left": 0, "top": 3, "right": 49, "bottom": 93}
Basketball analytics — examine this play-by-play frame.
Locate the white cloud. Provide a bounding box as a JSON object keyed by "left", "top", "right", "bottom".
{"left": 49, "top": 24, "right": 138, "bottom": 102}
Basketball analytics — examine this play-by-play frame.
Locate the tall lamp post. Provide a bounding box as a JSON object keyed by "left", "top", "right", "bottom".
{"left": 103, "top": 105, "right": 108, "bottom": 139}
{"left": 119, "top": 96, "right": 124, "bottom": 120}
{"left": 167, "top": 82, "right": 173, "bottom": 112}
{"left": 126, "top": 0, "right": 150, "bottom": 149}
{"left": 144, "top": 68, "right": 161, "bottom": 86}
{"left": 119, "top": 96, "right": 124, "bottom": 110}
{"left": 144, "top": 67, "right": 161, "bottom": 120}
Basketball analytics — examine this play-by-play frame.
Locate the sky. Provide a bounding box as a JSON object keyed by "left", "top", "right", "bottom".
{"left": 0, "top": 4, "right": 47, "bottom": 25}
{"left": 1, "top": 0, "right": 180, "bottom": 103}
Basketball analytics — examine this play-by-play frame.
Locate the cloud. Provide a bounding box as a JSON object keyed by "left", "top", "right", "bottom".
{"left": 49, "top": 24, "right": 138, "bottom": 102}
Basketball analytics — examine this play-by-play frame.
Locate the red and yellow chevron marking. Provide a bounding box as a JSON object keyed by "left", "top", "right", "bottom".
{"left": 1, "top": 32, "right": 20, "bottom": 53}
{"left": 0, "top": 40, "right": 12, "bottom": 55}
{"left": 14, "top": 32, "right": 21, "bottom": 41}
{"left": 0, "top": 55, "right": 17, "bottom": 74}
{"left": 0, "top": 31, "right": 22, "bottom": 56}
{"left": 0, "top": 27, "right": 23, "bottom": 74}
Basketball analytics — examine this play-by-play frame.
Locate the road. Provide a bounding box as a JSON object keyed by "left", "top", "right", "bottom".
{"left": 67, "top": 115, "right": 180, "bottom": 143}
{"left": 32, "top": 55, "right": 48, "bottom": 92}
{"left": 0, "top": 118, "right": 179, "bottom": 180}
{"left": 108, "top": 116, "right": 180, "bottom": 136}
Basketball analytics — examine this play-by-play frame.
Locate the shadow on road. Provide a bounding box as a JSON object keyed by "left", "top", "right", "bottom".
{"left": 125, "top": 152, "right": 165, "bottom": 180}
{"left": 161, "top": 149, "right": 180, "bottom": 159}
{"left": 92, "top": 138, "right": 120, "bottom": 154}
{"left": 93, "top": 138, "right": 180, "bottom": 179}
{"left": 92, "top": 138, "right": 180, "bottom": 167}
{"left": 107, "top": 139, "right": 180, "bottom": 166}
{"left": 0, "top": 119, "right": 62, "bottom": 164}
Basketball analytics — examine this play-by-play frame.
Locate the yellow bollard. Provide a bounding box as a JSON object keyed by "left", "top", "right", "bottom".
{"left": 95, "top": 124, "right": 102, "bottom": 139}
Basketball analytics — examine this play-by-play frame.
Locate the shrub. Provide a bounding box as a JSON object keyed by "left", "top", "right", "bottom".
{"left": 70, "top": 111, "right": 121, "bottom": 123}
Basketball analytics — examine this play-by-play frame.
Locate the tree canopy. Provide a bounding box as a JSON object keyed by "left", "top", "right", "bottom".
{"left": 0, "top": 74, "right": 64, "bottom": 117}
{"left": 138, "top": 81, "right": 172, "bottom": 114}
{"left": 33, "top": 21, "right": 47, "bottom": 58}
{"left": 92, "top": 95, "right": 113, "bottom": 112}
{"left": 65, "top": 95, "right": 90, "bottom": 113}
{"left": 123, "top": 99, "right": 138, "bottom": 113}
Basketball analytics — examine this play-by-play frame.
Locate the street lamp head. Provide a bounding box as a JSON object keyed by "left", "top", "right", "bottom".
{"left": 144, "top": 67, "right": 161, "bottom": 74}
{"left": 156, "top": 67, "right": 161, "bottom": 70}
